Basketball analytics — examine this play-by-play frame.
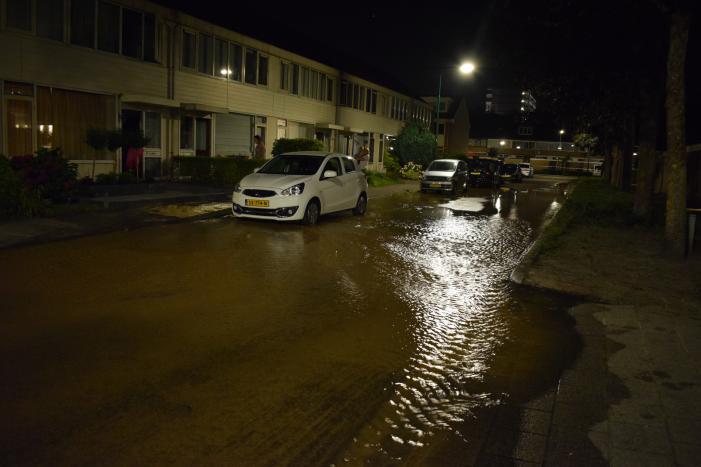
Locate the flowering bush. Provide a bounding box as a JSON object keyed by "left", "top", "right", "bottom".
{"left": 10, "top": 148, "right": 77, "bottom": 203}
{"left": 399, "top": 161, "right": 423, "bottom": 180}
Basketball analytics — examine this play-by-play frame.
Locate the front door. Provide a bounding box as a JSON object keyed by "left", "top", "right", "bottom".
{"left": 121, "top": 109, "right": 141, "bottom": 172}
{"left": 195, "top": 117, "right": 211, "bottom": 156}
{"left": 318, "top": 157, "right": 345, "bottom": 213}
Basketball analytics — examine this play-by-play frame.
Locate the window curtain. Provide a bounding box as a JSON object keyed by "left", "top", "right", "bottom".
{"left": 37, "top": 86, "right": 116, "bottom": 160}
{"left": 6, "top": 99, "right": 33, "bottom": 157}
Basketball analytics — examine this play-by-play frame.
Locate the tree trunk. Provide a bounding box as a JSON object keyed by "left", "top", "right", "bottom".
{"left": 611, "top": 145, "right": 624, "bottom": 188}
{"left": 663, "top": 12, "right": 690, "bottom": 257}
{"left": 634, "top": 145, "right": 660, "bottom": 221}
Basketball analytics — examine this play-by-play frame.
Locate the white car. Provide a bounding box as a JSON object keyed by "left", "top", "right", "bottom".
{"left": 232, "top": 151, "right": 369, "bottom": 225}
{"left": 519, "top": 162, "right": 534, "bottom": 177}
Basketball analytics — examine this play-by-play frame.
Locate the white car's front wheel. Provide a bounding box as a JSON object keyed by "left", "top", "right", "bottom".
{"left": 301, "top": 199, "right": 320, "bottom": 225}
{"left": 352, "top": 193, "right": 367, "bottom": 216}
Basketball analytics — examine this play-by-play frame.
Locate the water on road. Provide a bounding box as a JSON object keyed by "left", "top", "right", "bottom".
{"left": 0, "top": 183, "right": 580, "bottom": 466}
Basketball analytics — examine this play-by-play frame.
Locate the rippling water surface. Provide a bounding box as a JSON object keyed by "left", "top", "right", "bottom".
{"left": 0, "top": 184, "right": 578, "bottom": 466}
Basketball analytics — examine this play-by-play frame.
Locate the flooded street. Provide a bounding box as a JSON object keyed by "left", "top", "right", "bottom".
{"left": 1, "top": 182, "right": 581, "bottom": 466}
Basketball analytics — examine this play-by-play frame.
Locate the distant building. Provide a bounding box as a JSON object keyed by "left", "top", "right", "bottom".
{"left": 421, "top": 96, "right": 471, "bottom": 155}
{"left": 485, "top": 88, "right": 536, "bottom": 116}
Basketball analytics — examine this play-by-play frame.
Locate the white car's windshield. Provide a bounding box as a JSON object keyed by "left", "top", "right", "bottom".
{"left": 259, "top": 155, "right": 325, "bottom": 175}
{"left": 428, "top": 161, "right": 457, "bottom": 171}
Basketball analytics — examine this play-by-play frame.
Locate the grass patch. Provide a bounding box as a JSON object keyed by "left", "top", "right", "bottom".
{"left": 540, "top": 178, "right": 635, "bottom": 252}
{"left": 365, "top": 170, "right": 401, "bottom": 187}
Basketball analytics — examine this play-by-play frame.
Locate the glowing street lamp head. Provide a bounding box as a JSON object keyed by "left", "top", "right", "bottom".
{"left": 499, "top": 140, "right": 506, "bottom": 146}
{"left": 559, "top": 129, "right": 565, "bottom": 135}
{"left": 459, "top": 62, "right": 476, "bottom": 75}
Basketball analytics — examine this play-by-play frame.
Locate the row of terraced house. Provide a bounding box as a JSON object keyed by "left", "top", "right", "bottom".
{"left": 0, "top": 0, "right": 434, "bottom": 178}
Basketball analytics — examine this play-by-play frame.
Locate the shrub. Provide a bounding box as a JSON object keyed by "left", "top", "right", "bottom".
{"left": 95, "top": 172, "right": 119, "bottom": 185}
{"left": 11, "top": 148, "right": 77, "bottom": 202}
{"left": 399, "top": 161, "right": 423, "bottom": 180}
{"left": 118, "top": 171, "right": 137, "bottom": 184}
{"left": 0, "top": 155, "right": 44, "bottom": 218}
{"left": 383, "top": 151, "right": 401, "bottom": 176}
{"left": 271, "top": 138, "right": 324, "bottom": 156}
{"left": 173, "top": 156, "right": 259, "bottom": 186}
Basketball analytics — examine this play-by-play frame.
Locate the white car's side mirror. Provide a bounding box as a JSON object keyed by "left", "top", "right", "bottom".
{"left": 323, "top": 170, "right": 338, "bottom": 179}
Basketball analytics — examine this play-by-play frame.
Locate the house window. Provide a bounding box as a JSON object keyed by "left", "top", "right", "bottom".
{"left": 182, "top": 31, "right": 196, "bottom": 68}
{"left": 71, "top": 0, "right": 95, "bottom": 47}
{"left": 352, "top": 84, "right": 359, "bottom": 109}
{"left": 36, "top": 86, "right": 116, "bottom": 159}
{"left": 339, "top": 80, "right": 351, "bottom": 106}
{"left": 438, "top": 124, "right": 445, "bottom": 135}
{"left": 97, "top": 1, "right": 120, "bottom": 54}
{"left": 143, "top": 14, "right": 156, "bottom": 62}
{"left": 6, "top": 99, "right": 33, "bottom": 157}
{"left": 6, "top": 0, "right": 32, "bottom": 31}
{"left": 280, "top": 62, "right": 289, "bottom": 90}
{"left": 197, "top": 33, "right": 213, "bottom": 75}
{"left": 214, "top": 38, "right": 227, "bottom": 77}
{"left": 258, "top": 55, "right": 268, "bottom": 85}
{"left": 301, "top": 67, "right": 309, "bottom": 96}
{"left": 122, "top": 8, "right": 143, "bottom": 59}
{"left": 244, "top": 48, "right": 257, "bottom": 84}
{"left": 144, "top": 112, "right": 161, "bottom": 148}
{"left": 180, "top": 117, "right": 194, "bottom": 149}
{"left": 327, "top": 78, "right": 333, "bottom": 102}
{"left": 291, "top": 64, "right": 299, "bottom": 94}
{"left": 229, "top": 43, "right": 242, "bottom": 80}
{"left": 37, "top": 0, "right": 64, "bottom": 40}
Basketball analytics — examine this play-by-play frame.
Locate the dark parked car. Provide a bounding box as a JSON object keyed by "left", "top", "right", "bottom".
{"left": 420, "top": 159, "right": 468, "bottom": 194}
{"left": 468, "top": 158, "right": 503, "bottom": 187}
{"left": 500, "top": 163, "right": 523, "bottom": 183}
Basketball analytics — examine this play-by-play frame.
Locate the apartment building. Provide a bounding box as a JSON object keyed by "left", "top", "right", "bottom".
{"left": 0, "top": 0, "right": 432, "bottom": 177}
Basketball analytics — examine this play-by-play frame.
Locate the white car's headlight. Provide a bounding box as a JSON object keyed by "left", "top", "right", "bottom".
{"left": 281, "top": 183, "right": 305, "bottom": 196}
{"left": 234, "top": 183, "right": 243, "bottom": 193}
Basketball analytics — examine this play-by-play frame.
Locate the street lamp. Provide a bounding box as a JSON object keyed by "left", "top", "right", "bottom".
{"left": 435, "top": 61, "right": 476, "bottom": 141}
{"left": 558, "top": 129, "right": 565, "bottom": 150}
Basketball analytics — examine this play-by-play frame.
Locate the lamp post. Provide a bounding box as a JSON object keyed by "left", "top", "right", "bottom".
{"left": 435, "top": 61, "right": 476, "bottom": 142}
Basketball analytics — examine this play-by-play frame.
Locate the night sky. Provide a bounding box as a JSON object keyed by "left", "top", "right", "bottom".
{"left": 155, "top": 0, "right": 699, "bottom": 141}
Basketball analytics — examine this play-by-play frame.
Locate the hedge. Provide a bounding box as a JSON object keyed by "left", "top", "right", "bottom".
{"left": 271, "top": 138, "right": 324, "bottom": 156}
{"left": 173, "top": 156, "right": 260, "bottom": 186}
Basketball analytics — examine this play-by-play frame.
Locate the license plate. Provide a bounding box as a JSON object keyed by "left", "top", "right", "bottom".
{"left": 430, "top": 183, "right": 441, "bottom": 188}
{"left": 245, "top": 199, "right": 269, "bottom": 207}
{"left": 470, "top": 172, "right": 481, "bottom": 176}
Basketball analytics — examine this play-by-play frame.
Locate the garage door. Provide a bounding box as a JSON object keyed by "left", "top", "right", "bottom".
{"left": 215, "top": 113, "right": 252, "bottom": 156}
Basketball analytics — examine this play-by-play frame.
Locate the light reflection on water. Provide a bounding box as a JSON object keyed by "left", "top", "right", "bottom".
{"left": 341, "top": 189, "right": 563, "bottom": 463}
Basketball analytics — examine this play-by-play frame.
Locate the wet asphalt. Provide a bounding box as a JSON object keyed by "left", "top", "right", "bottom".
{"left": 0, "top": 181, "right": 582, "bottom": 466}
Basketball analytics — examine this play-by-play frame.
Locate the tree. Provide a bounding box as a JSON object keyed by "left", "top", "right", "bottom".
{"left": 395, "top": 121, "right": 436, "bottom": 167}
{"left": 86, "top": 128, "right": 109, "bottom": 180}
{"left": 661, "top": 9, "right": 691, "bottom": 256}
{"left": 574, "top": 132, "right": 599, "bottom": 172}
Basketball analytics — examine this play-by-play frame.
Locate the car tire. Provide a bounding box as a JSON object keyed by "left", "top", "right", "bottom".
{"left": 301, "top": 199, "right": 320, "bottom": 225}
{"left": 352, "top": 193, "right": 367, "bottom": 216}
